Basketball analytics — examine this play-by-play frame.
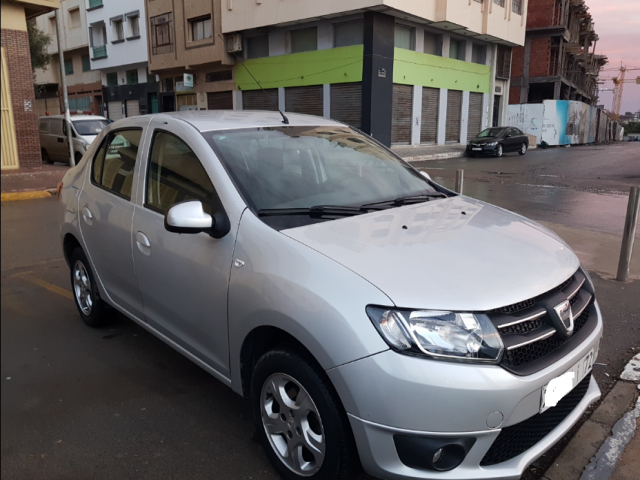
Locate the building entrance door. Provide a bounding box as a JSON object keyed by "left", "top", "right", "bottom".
{"left": 492, "top": 95, "right": 501, "bottom": 127}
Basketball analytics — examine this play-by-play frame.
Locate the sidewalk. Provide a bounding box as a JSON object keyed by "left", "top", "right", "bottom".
{"left": 1, "top": 165, "right": 68, "bottom": 194}
{"left": 391, "top": 143, "right": 467, "bottom": 162}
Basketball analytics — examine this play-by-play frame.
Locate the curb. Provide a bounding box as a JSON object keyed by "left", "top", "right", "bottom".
{"left": 543, "top": 355, "right": 640, "bottom": 480}
{"left": 1, "top": 191, "right": 52, "bottom": 202}
{"left": 400, "top": 152, "right": 466, "bottom": 163}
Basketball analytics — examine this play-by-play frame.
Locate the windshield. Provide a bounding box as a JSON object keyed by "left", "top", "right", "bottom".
{"left": 203, "top": 126, "right": 441, "bottom": 216}
{"left": 477, "top": 128, "right": 504, "bottom": 138}
{"left": 73, "top": 119, "right": 109, "bottom": 136}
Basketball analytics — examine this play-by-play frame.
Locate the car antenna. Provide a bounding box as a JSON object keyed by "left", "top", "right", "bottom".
{"left": 221, "top": 35, "right": 289, "bottom": 125}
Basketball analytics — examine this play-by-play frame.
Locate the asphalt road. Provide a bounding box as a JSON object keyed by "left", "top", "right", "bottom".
{"left": 2, "top": 143, "right": 639, "bottom": 480}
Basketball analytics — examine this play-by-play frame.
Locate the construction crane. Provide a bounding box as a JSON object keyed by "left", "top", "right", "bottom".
{"left": 600, "top": 64, "right": 640, "bottom": 120}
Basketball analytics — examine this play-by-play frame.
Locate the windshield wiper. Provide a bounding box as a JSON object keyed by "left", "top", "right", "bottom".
{"left": 258, "top": 205, "right": 370, "bottom": 217}
{"left": 360, "top": 193, "right": 447, "bottom": 209}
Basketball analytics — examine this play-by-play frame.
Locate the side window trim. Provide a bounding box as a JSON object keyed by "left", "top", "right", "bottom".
{"left": 90, "top": 127, "right": 144, "bottom": 202}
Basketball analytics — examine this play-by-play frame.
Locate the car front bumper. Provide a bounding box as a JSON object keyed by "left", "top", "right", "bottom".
{"left": 327, "top": 302, "right": 603, "bottom": 479}
{"left": 467, "top": 144, "right": 498, "bottom": 155}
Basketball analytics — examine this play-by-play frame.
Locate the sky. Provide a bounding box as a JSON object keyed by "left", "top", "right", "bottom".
{"left": 587, "top": 0, "right": 640, "bottom": 114}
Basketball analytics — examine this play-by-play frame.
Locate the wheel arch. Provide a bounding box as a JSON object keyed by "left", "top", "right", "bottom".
{"left": 63, "top": 233, "right": 82, "bottom": 267}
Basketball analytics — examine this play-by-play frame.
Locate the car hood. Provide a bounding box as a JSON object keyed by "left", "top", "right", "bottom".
{"left": 79, "top": 134, "right": 98, "bottom": 144}
{"left": 282, "top": 197, "right": 579, "bottom": 311}
{"left": 469, "top": 137, "right": 500, "bottom": 144}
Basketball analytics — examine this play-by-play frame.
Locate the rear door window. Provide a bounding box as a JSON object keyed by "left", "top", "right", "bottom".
{"left": 39, "top": 120, "right": 49, "bottom": 133}
{"left": 91, "top": 129, "right": 142, "bottom": 200}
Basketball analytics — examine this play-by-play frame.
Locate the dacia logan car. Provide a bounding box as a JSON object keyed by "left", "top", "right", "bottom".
{"left": 58, "top": 111, "right": 602, "bottom": 480}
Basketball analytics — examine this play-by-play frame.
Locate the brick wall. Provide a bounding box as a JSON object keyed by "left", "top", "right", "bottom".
{"left": 509, "top": 87, "right": 521, "bottom": 105}
{"left": 529, "top": 38, "right": 551, "bottom": 77}
{"left": 1, "top": 28, "right": 42, "bottom": 169}
{"left": 511, "top": 46, "right": 525, "bottom": 78}
{"left": 526, "top": 0, "right": 557, "bottom": 29}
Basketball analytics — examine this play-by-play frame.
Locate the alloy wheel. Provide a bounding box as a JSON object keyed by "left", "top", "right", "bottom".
{"left": 261, "top": 373, "right": 326, "bottom": 476}
{"left": 73, "top": 260, "right": 93, "bottom": 315}
{"left": 521, "top": 143, "right": 527, "bottom": 154}
{"left": 496, "top": 145, "right": 503, "bottom": 157}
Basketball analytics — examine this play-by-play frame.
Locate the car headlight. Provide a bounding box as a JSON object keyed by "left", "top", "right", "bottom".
{"left": 486, "top": 142, "right": 498, "bottom": 146}
{"left": 366, "top": 306, "right": 504, "bottom": 363}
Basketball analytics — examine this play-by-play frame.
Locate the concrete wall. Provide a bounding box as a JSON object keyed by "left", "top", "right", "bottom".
{"left": 35, "top": 0, "right": 88, "bottom": 54}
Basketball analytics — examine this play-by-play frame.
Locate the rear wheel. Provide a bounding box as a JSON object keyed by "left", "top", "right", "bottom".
{"left": 42, "top": 149, "right": 52, "bottom": 164}
{"left": 69, "top": 248, "right": 112, "bottom": 328}
{"left": 251, "top": 349, "right": 360, "bottom": 480}
{"left": 494, "top": 144, "right": 503, "bottom": 158}
{"left": 519, "top": 143, "right": 527, "bottom": 155}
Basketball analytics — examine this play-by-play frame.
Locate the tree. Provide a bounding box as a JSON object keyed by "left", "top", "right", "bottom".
{"left": 27, "top": 19, "right": 51, "bottom": 72}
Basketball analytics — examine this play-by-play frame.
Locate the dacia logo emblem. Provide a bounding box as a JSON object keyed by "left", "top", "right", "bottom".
{"left": 553, "top": 300, "right": 574, "bottom": 338}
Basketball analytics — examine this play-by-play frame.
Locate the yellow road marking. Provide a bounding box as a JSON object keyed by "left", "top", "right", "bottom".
{"left": 20, "top": 274, "right": 73, "bottom": 300}
{"left": 1, "top": 191, "right": 51, "bottom": 202}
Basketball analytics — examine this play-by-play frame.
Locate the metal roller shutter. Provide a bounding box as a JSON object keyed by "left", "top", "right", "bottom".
{"left": 392, "top": 84, "right": 412, "bottom": 145}
{"left": 285, "top": 85, "right": 323, "bottom": 117}
{"left": 108, "top": 101, "right": 123, "bottom": 121}
{"left": 330, "top": 83, "right": 362, "bottom": 129}
{"left": 126, "top": 99, "right": 140, "bottom": 117}
{"left": 468, "top": 92, "right": 483, "bottom": 138}
{"left": 243, "top": 89, "right": 278, "bottom": 111}
{"left": 207, "top": 91, "right": 233, "bottom": 110}
{"left": 446, "top": 90, "right": 462, "bottom": 142}
{"left": 420, "top": 87, "right": 439, "bottom": 144}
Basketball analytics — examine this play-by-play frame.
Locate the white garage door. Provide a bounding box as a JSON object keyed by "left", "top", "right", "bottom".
{"left": 126, "top": 99, "right": 140, "bottom": 117}
{"left": 108, "top": 101, "right": 123, "bottom": 121}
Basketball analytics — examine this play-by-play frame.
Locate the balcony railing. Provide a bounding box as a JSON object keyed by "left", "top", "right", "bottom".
{"left": 92, "top": 45, "right": 107, "bottom": 59}
{"left": 88, "top": 0, "right": 103, "bottom": 9}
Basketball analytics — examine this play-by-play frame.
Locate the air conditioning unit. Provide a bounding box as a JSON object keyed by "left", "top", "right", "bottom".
{"left": 226, "top": 33, "right": 242, "bottom": 53}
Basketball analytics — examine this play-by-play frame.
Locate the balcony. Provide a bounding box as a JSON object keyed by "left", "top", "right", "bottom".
{"left": 92, "top": 45, "right": 107, "bottom": 59}
{"left": 87, "top": 0, "right": 103, "bottom": 10}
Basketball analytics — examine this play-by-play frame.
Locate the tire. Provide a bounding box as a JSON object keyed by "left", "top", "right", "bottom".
{"left": 69, "top": 247, "right": 112, "bottom": 328}
{"left": 42, "top": 149, "right": 53, "bottom": 164}
{"left": 494, "top": 144, "right": 503, "bottom": 157}
{"left": 251, "top": 349, "right": 360, "bottom": 480}
{"left": 519, "top": 143, "right": 527, "bottom": 156}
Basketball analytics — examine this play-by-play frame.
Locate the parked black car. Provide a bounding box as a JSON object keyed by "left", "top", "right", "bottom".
{"left": 467, "top": 127, "right": 529, "bottom": 157}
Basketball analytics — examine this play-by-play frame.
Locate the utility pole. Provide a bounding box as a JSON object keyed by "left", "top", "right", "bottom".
{"left": 55, "top": 9, "right": 75, "bottom": 167}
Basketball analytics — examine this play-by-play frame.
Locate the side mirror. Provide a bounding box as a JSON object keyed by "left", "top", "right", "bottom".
{"left": 505, "top": 133, "right": 512, "bottom": 138}
{"left": 165, "top": 201, "right": 213, "bottom": 234}
{"left": 420, "top": 171, "right": 432, "bottom": 181}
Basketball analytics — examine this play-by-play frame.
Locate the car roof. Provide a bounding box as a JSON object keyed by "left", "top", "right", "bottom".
{"left": 158, "top": 110, "right": 344, "bottom": 132}
{"left": 40, "top": 115, "right": 108, "bottom": 121}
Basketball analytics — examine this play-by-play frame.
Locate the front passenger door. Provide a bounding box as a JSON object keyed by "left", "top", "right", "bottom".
{"left": 131, "top": 127, "right": 236, "bottom": 378}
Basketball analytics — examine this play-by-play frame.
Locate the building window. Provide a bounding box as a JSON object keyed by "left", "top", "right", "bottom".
{"left": 290, "top": 27, "right": 317, "bottom": 54}
{"left": 423, "top": 32, "right": 442, "bottom": 56}
{"left": 512, "top": 0, "right": 523, "bottom": 15}
{"left": 147, "top": 69, "right": 156, "bottom": 83}
{"left": 113, "top": 19, "right": 124, "bottom": 41}
{"left": 246, "top": 35, "right": 269, "bottom": 59}
{"left": 394, "top": 24, "right": 413, "bottom": 50}
{"left": 493, "top": 0, "right": 505, "bottom": 6}
{"left": 106, "top": 72, "right": 118, "bottom": 87}
{"left": 161, "top": 77, "right": 174, "bottom": 92}
{"left": 449, "top": 38, "right": 466, "bottom": 61}
{"left": 496, "top": 45, "right": 512, "bottom": 79}
{"left": 68, "top": 7, "right": 81, "bottom": 29}
{"left": 472, "top": 44, "right": 487, "bottom": 65}
{"left": 127, "top": 69, "right": 139, "bottom": 85}
{"left": 189, "top": 15, "right": 212, "bottom": 41}
{"left": 205, "top": 70, "right": 233, "bottom": 83}
{"left": 64, "top": 58, "right": 74, "bottom": 75}
{"left": 82, "top": 55, "right": 91, "bottom": 72}
{"left": 128, "top": 15, "right": 140, "bottom": 38}
{"left": 150, "top": 13, "right": 175, "bottom": 55}
{"left": 334, "top": 20, "right": 363, "bottom": 48}
{"left": 49, "top": 17, "right": 56, "bottom": 35}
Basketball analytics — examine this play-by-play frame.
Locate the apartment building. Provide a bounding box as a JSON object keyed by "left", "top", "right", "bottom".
{"left": 86, "top": 0, "right": 160, "bottom": 120}
{"left": 144, "top": 0, "right": 234, "bottom": 113}
{"left": 34, "top": 0, "right": 103, "bottom": 116}
{"left": 222, "top": 0, "right": 528, "bottom": 146}
{"left": 509, "top": 0, "right": 607, "bottom": 105}
{"left": 2, "top": 0, "right": 60, "bottom": 170}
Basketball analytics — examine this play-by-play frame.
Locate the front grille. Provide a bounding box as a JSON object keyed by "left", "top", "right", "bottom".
{"left": 501, "top": 309, "right": 590, "bottom": 367}
{"left": 480, "top": 373, "right": 591, "bottom": 466}
{"left": 488, "top": 270, "right": 597, "bottom": 374}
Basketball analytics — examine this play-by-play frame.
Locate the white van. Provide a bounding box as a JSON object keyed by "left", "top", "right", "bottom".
{"left": 39, "top": 115, "right": 109, "bottom": 164}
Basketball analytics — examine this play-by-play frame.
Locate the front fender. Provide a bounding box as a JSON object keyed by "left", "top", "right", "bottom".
{"left": 228, "top": 211, "right": 391, "bottom": 396}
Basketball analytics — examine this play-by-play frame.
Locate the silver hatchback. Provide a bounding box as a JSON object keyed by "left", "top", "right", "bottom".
{"left": 59, "top": 111, "right": 603, "bottom": 480}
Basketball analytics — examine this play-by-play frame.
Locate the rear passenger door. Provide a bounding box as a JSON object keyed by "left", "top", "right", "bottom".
{"left": 78, "top": 128, "right": 145, "bottom": 320}
{"left": 49, "top": 119, "right": 67, "bottom": 161}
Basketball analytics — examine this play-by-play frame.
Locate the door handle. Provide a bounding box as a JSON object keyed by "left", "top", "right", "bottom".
{"left": 136, "top": 231, "right": 151, "bottom": 255}
{"left": 82, "top": 207, "right": 93, "bottom": 225}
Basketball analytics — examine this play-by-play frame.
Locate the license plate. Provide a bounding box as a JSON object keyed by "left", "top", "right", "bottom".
{"left": 472, "top": 147, "right": 482, "bottom": 151}
{"left": 540, "top": 347, "right": 597, "bottom": 412}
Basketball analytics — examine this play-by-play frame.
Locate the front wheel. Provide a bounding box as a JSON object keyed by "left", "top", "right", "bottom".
{"left": 494, "top": 144, "right": 503, "bottom": 157}
{"left": 251, "top": 349, "right": 360, "bottom": 480}
{"left": 519, "top": 143, "right": 527, "bottom": 155}
{"left": 69, "top": 248, "right": 113, "bottom": 327}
